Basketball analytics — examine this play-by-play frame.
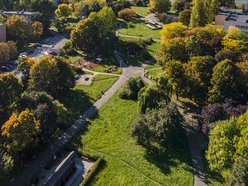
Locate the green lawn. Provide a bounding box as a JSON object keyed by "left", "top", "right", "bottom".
{"left": 69, "top": 93, "right": 193, "bottom": 186}
{"left": 117, "top": 37, "right": 161, "bottom": 66}
{"left": 119, "top": 20, "right": 161, "bottom": 39}
{"left": 59, "top": 74, "right": 119, "bottom": 129}
{"left": 131, "top": 6, "right": 150, "bottom": 16}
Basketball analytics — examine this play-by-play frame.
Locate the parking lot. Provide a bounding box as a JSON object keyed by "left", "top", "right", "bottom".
{"left": 0, "top": 34, "right": 68, "bottom": 74}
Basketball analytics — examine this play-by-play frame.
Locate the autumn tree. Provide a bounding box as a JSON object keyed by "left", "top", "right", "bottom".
{"left": 17, "top": 57, "right": 36, "bottom": 88}
{"left": 1, "top": 109, "right": 40, "bottom": 154}
{"left": 118, "top": 8, "right": 136, "bottom": 22}
{"left": 149, "top": 0, "right": 171, "bottom": 13}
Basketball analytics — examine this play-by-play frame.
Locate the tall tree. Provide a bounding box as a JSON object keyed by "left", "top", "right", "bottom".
{"left": 0, "top": 73, "right": 22, "bottom": 111}
{"left": 149, "top": 0, "right": 171, "bottom": 13}
{"left": 190, "top": 0, "right": 207, "bottom": 28}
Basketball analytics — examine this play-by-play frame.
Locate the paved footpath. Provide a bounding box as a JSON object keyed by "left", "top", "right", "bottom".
{"left": 2, "top": 53, "right": 145, "bottom": 186}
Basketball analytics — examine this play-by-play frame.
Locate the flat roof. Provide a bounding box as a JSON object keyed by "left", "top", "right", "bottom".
{"left": 0, "top": 11, "right": 35, "bottom": 16}
{"left": 226, "top": 13, "right": 248, "bottom": 23}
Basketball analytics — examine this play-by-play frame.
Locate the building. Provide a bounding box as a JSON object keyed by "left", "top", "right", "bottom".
{"left": 235, "top": 0, "right": 248, "bottom": 10}
{"left": 0, "top": 10, "right": 35, "bottom": 20}
{"left": 215, "top": 12, "right": 248, "bottom": 33}
{"left": 0, "top": 24, "right": 6, "bottom": 42}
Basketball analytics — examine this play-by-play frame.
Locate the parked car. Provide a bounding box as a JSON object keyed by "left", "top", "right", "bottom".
{"left": 0, "top": 66, "right": 11, "bottom": 72}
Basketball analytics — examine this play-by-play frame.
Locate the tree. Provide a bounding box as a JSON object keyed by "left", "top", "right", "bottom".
{"left": 119, "top": 77, "right": 145, "bottom": 100}
{"left": 201, "top": 99, "right": 248, "bottom": 134}
{"left": 149, "top": 0, "right": 171, "bottom": 13}
{"left": 71, "top": 6, "right": 117, "bottom": 54}
{"left": 185, "top": 56, "right": 216, "bottom": 101}
{"left": 30, "top": 21, "right": 43, "bottom": 40}
{"left": 160, "top": 22, "right": 186, "bottom": 41}
{"left": 208, "top": 60, "right": 245, "bottom": 103}
{"left": 132, "top": 102, "right": 183, "bottom": 146}
{"left": 172, "top": 0, "right": 188, "bottom": 12}
{"left": 190, "top": 0, "right": 207, "bottom": 28}
{"left": 222, "top": 26, "right": 248, "bottom": 54}
{"left": 138, "top": 84, "right": 170, "bottom": 113}
{"left": 206, "top": 118, "right": 239, "bottom": 171}
{"left": 204, "top": 0, "right": 219, "bottom": 23}
{"left": 6, "top": 15, "right": 28, "bottom": 46}
{"left": 55, "top": 4, "right": 73, "bottom": 18}
{"left": 179, "top": 9, "right": 191, "bottom": 27}
{"left": 230, "top": 157, "right": 248, "bottom": 186}
{"left": 0, "top": 73, "right": 22, "bottom": 111}
{"left": 0, "top": 152, "right": 14, "bottom": 175}
{"left": 0, "top": 41, "right": 18, "bottom": 62}
{"left": 159, "top": 37, "right": 188, "bottom": 63}
{"left": 1, "top": 109, "right": 40, "bottom": 153}
{"left": 185, "top": 36, "right": 205, "bottom": 57}
{"left": 29, "top": 57, "right": 75, "bottom": 97}
{"left": 17, "top": 57, "right": 36, "bottom": 88}
{"left": 118, "top": 8, "right": 136, "bottom": 22}
{"left": 165, "top": 60, "right": 187, "bottom": 99}
{"left": 18, "top": 91, "right": 58, "bottom": 141}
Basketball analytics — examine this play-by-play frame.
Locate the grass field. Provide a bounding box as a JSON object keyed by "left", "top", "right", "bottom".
{"left": 70, "top": 93, "right": 193, "bottom": 186}
{"left": 119, "top": 20, "right": 161, "bottom": 39}
{"left": 59, "top": 74, "right": 119, "bottom": 129}
{"left": 131, "top": 6, "right": 150, "bottom": 16}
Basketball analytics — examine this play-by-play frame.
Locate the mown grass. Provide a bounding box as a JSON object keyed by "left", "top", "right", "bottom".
{"left": 131, "top": 6, "right": 150, "bottom": 16}
{"left": 69, "top": 93, "right": 193, "bottom": 186}
{"left": 59, "top": 74, "right": 119, "bottom": 129}
{"left": 119, "top": 20, "right": 161, "bottom": 39}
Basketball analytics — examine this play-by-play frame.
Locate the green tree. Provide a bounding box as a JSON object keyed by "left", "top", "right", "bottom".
{"left": 190, "top": 0, "right": 207, "bottom": 28}
{"left": 159, "top": 37, "right": 188, "bottom": 63}
{"left": 71, "top": 17, "right": 99, "bottom": 53}
{"left": 208, "top": 60, "right": 245, "bottom": 103}
{"left": 179, "top": 9, "right": 191, "bottom": 27}
{"left": 149, "top": 0, "right": 171, "bottom": 13}
{"left": 206, "top": 118, "right": 239, "bottom": 171}
{"left": 0, "top": 73, "right": 22, "bottom": 111}
{"left": 165, "top": 60, "right": 187, "bottom": 99}
{"left": 55, "top": 4, "right": 72, "bottom": 18}
{"left": 1, "top": 109, "right": 40, "bottom": 153}
{"left": 0, "top": 152, "right": 14, "bottom": 175}
{"left": 29, "top": 57, "right": 75, "bottom": 97}
{"left": 138, "top": 84, "right": 170, "bottom": 113}
{"left": 185, "top": 36, "right": 205, "bottom": 57}
{"left": 133, "top": 102, "right": 183, "bottom": 146}
{"left": 185, "top": 56, "right": 216, "bottom": 101}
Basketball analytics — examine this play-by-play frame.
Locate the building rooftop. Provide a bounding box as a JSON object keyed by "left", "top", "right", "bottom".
{"left": 0, "top": 10, "right": 35, "bottom": 16}
{"left": 226, "top": 13, "right": 248, "bottom": 23}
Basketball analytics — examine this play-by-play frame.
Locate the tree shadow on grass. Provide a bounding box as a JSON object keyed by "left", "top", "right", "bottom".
{"left": 144, "top": 127, "right": 194, "bottom": 175}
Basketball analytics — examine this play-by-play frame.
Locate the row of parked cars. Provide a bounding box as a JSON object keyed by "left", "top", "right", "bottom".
{"left": 0, "top": 60, "right": 18, "bottom": 74}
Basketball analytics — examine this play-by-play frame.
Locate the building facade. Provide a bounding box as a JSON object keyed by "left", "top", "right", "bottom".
{"left": 0, "top": 24, "right": 6, "bottom": 42}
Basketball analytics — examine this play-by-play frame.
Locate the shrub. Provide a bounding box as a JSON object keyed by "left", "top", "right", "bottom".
{"left": 118, "top": 8, "right": 136, "bottom": 22}
{"left": 119, "top": 77, "right": 145, "bottom": 100}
